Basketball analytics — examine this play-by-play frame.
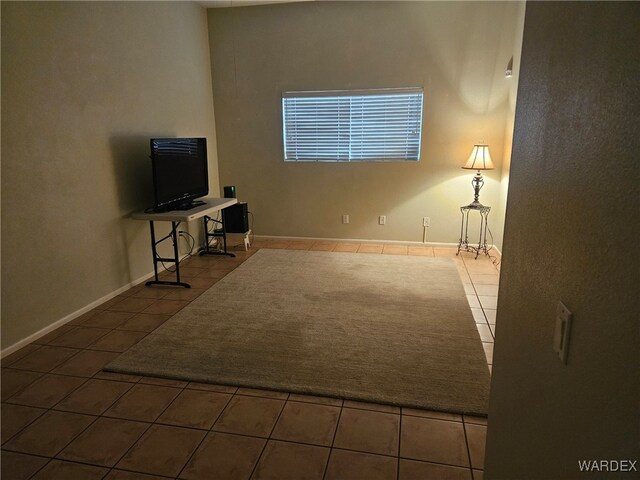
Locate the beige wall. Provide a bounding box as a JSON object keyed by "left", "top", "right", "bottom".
{"left": 1, "top": 1, "right": 219, "bottom": 350}
{"left": 208, "top": 1, "right": 523, "bottom": 245}
{"left": 485, "top": 2, "right": 639, "bottom": 478}
{"left": 490, "top": 2, "right": 525, "bottom": 255}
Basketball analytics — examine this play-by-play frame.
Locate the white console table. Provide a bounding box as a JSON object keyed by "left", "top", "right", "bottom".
{"left": 132, "top": 197, "right": 238, "bottom": 288}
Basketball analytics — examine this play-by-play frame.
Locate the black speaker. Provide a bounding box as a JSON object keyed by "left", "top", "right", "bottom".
{"left": 223, "top": 186, "right": 236, "bottom": 198}
{"left": 224, "top": 202, "right": 249, "bottom": 233}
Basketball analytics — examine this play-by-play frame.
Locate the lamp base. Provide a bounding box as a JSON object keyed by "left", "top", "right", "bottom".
{"left": 469, "top": 171, "right": 485, "bottom": 207}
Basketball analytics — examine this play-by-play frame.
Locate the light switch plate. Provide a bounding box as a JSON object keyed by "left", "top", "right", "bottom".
{"left": 553, "top": 301, "right": 572, "bottom": 364}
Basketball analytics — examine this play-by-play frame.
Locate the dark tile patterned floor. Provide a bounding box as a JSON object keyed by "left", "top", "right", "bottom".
{"left": 1, "top": 241, "right": 497, "bottom": 479}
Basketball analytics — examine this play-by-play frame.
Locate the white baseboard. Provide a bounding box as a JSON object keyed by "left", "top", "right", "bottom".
{"left": 2, "top": 237, "right": 502, "bottom": 358}
{"left": 255, "top": 234, "right": 502, "bottom": 264}
{"left": 1, "top": 269, "right": 158, "bottom": 359}
{"left": 254, "top": 234, "right": 461, "bottom": 248}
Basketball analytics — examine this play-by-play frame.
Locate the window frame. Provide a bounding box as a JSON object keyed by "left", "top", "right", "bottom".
{"left": 282, "top": 87, "right": 424, "bottom": 163}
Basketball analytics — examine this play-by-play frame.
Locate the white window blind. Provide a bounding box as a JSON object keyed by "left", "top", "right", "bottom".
{"left": 282, "top": 88, "right": 424, "bottom": 162}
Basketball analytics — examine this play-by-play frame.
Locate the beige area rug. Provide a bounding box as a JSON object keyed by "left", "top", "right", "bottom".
{"left": 107, "top": 249, "right": 490, "bottom": 415}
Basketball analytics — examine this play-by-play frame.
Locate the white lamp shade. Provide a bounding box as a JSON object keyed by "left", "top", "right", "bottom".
{"left": 463, "top": 144, "right": 494, "bottom": 170}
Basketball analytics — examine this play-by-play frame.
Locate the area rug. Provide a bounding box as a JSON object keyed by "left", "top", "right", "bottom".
{"left": 106, "top": 249, "right": 490, "bottom": 415}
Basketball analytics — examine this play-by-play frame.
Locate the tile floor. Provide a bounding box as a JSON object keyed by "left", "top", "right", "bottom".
{"left": 1, "top": 239, "right": 499, "bottom": 480}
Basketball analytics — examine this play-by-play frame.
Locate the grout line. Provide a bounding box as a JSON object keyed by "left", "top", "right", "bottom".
{"left": 0, "top": 404, "right": 47, "bottom": 449}
{"left": 3, "top": 395, "right": 482, "bottom": 473}
{"left": 277, "top": 395, "right": 342, "bottom": 409}
{"left": 3, "top": 374, "right": 91, "bottom": 411}
{"left": 54, "top": 377, "right": 137, "bottom": 414}
{"left": 174, "top": 388, "right": 235, "bottom": 478}
{"left": 2, "top": 369, "right": 135, "bottom": 455}
{"left": 16, "top": 451, "right": 107, "bottom": 480}
{"left": 3, "top": 256, "right": 241, "bottom": 475}
{"left": 400, "top": 411, "right": 464, "bottom": 423}
{"left": 247, "top": 393, "right": 290, "bottom": 479}
{"left": 321, "top": 399, "right": 345, "bottom": 479}
{"left": 397, "top": 407, "right": 403, "bottom": 479}
{"left": 325, "top": 444, "right": 474, "bottom": 468}
{"left": 41, "top": 412, "right": 103, "bottom": 474}
{"left": 25, "top": 458, "right": 69, "bottom": 480}
{"left": 0, "top": 370, "right": 46, "bottom": 404}
{"left": 322, "top": 448, "right": 334, "bottom": 480}
{"left": 25, "top": 457, "right": 177, "bottom": 480}
{"left": 458, "top": 252, "right": 498, "bottom": 368}
{"left": 462, "top": 421, "right": 475, "bottom": 477}
{"left": 104, "top": 466, "right": 175, "bottom": 479}
{"left": 102, "top": 380, "right": 189, "bottom": 476}
{"left": 333, "top": 403, "right": 400, "bottom": 416}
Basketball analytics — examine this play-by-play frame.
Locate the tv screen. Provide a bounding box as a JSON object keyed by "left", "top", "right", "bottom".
{"left": 150, "top": 138, "right": 208, "bottom": 209}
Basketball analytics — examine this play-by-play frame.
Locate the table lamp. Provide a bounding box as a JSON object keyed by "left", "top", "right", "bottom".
{"left": 462, "top": 144, "right": 494, "bottom": 207}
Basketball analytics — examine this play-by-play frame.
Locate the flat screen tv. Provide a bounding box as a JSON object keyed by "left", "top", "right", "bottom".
{"left": 150, "top": 137, "right": 208, "bottom": 211}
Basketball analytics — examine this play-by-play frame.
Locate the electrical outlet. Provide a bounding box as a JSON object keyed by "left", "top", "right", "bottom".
{"left": 342, "top": 214, "right": 349, "bottom": 224}
{"left": 379, "top": 215, "right": 386, "bottom": 225}
{"left": 553, "top": 301, "right": 573, "bottom": 364}
{"left": 423, "top": 217, "right": 431, "bottom": 227}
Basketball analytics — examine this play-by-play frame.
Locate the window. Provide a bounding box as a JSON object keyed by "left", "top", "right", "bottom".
{"left": 282, "top": 88, "right": 424, "bottom": 162}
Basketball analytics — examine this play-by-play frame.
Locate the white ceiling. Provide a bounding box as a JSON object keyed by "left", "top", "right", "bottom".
{"left": 199, "top": 0, "right": 314, "bottom": 8}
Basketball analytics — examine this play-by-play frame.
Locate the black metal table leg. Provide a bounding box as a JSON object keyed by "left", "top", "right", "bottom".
{"left": 145, "top": 220, "right": 191, "bottom": 288}
{"left": 200, "top": 213, "right": 235, "bottom": 258}
{"left": 148, "top": 221, "right": 160, "bottom": 283}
